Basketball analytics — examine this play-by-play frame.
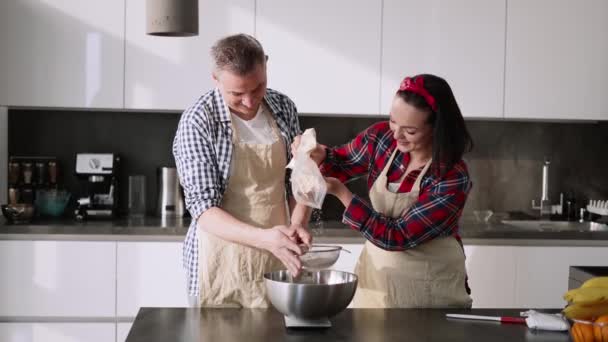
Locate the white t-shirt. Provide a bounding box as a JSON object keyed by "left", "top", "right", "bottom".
{"left": 230, "top": 104, "right": 278, "bottom": 145}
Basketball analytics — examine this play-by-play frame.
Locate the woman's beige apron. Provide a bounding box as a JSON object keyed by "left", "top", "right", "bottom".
{"left": 197, "top": 105, "right": 288, "bottom": 308}
{"left": 352, "top": 149, "right": 472, "bottom": 308}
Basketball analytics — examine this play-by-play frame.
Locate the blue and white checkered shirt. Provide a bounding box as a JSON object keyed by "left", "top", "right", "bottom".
{"left": 172, "top": 88, "right": 301, "bottom": 297}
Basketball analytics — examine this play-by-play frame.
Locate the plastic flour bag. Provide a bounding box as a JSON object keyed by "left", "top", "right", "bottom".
{"left": 286, "top": 128, "right": 327, "bottom": 209}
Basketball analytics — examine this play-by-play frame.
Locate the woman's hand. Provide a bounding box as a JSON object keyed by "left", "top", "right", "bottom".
{"left": 325, "top": 177, "right": 354, "bottom": 208}
{"left": 291, "top": 135, "right": 327, "bottom": 166}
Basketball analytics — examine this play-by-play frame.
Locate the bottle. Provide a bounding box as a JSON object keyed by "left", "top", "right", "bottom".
{"left": 565, "top": 192, "right": 577, "bottom": 222}
{"left": 579, "top": 208, "right": 586, "bottom": 223}
{"left": 559, "top": 192, "right": 566, "bottom": 219}
{"left": 48, "top": 161, "right": 58, "bottom": 185}
{"left": 35, "top": 161, "right": 47, "bottom": 186}
{"left": 8, "top": 161, "right": 20, "bottom": 185}
{"left": 22, "top": 162, "right": 33, "bottom": 185}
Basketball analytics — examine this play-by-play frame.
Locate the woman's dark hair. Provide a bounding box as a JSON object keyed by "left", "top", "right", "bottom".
{"left": 396, "top": 74, "right": 473, "bottom": 176}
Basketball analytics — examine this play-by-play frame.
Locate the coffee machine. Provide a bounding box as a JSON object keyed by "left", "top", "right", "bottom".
{"left": 74, "top": 153, "right": 120, "bottom": 220}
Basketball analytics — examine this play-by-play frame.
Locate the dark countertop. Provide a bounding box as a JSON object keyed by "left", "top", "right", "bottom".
{"left": 0, "top": 217, "right": 192, "bottom": 241}
{"left": 125, "top": 308, "right": 570, "bottom": 342}
{"left": 1, "top": 217, "right": 608, "bottom": 245}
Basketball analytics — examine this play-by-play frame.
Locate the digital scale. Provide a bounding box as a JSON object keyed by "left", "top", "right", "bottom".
{"left": 284, "top": 315, "right": 332, "bottom": 328}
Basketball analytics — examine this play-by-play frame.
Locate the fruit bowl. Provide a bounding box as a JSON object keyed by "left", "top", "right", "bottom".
{"left": 570, "top": 317, "right": 608, "bottom": 342}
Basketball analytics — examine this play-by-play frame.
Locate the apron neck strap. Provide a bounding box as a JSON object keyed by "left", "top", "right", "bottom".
{"left": 412, "top": 158, "right": 433, "bottom": 190}
{"left": 381, "top": 148, "right": 400, "bottom": 179}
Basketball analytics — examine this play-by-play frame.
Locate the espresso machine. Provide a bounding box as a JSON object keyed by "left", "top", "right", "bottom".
{"left": 74, "top": 153, "right": 120, "bottom": 220}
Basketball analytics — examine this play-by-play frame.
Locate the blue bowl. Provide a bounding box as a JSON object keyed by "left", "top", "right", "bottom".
{"left": 35, "top": 190, "right": 71, "bottom": 217}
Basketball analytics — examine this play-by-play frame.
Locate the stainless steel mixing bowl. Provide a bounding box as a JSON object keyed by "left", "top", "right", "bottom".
{"left": 264, "top": 269, "right": 358, "bottom": 321}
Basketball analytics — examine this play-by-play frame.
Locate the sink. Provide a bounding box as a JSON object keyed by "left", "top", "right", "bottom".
{"left": 500, "top": 220, "right": 608, "bottom": 232}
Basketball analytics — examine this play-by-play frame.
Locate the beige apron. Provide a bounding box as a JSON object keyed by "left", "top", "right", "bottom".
{"left": 197, "top": 105, "right": 288, "bottom": 308}
{"left": 352, "top": 149, "right": 472, "bottom": 308}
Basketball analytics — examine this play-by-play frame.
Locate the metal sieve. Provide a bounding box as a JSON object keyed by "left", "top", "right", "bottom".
{"left": 300, "top": 244, "right": 350, "bottom": 269}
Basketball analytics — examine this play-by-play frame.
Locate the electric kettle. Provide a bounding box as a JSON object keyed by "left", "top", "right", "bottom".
{"left": 157, "top": 167, "right": 185, "bottom": 217}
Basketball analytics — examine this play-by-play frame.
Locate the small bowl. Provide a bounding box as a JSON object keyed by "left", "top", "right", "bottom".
{"left": 1, "top": 203, "right": 35, "bottom": 224}
{"left": 264, "top": 269, "right": 358, "bottom": 325}
{"left": 570, "top": 318, "right": 608, "bottom": 342}
{"left": 35, "top": 189, "right": 70, "bottom": 217}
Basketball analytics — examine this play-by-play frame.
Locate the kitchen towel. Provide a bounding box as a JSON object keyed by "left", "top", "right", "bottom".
{"left": 521, "top": 310, "right": 569, "bottom": 331}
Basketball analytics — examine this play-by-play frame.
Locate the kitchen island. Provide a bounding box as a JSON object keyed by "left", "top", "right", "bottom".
{"left": 125, "top": 308, "right": 570, "bottom": 342}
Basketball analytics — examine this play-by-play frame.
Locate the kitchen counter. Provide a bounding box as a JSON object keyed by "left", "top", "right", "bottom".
{"left": 1, "top": 217, "right": 608, "bottom": 245}
{"left": 125, "top": 308, "right": 569, "bottom": 342}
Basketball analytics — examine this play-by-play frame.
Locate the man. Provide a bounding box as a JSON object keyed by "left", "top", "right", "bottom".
{"left": 173, "top": 33, "right": 312, "bottom": 308}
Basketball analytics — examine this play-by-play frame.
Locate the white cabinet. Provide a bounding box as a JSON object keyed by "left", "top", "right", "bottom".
{"left": 116, "top": 242, "right": 188, "bottom": 317}
{"left": 256, "top": 0, "right": 382, "bottom": 115}
{"left": 0, "top": 323, "right": 115, "bottom": 342}
{"left": 505, "top": 0, "right": 608, "bottom": 120}
{"left": 514, "top": 246, "right": 608, "bottom": 308}
{"left": 0, "top": 241, "right": 116, "bottom": 317}
{"left": 0, "top": 0, "right": 124, "bottom": 108}
{"left": 465, "top": 244, "right": 608, "bottom": 308}
{"left": 464, "top": 245, "right": 517, "bottom": 308}
{"left": 124, "top": 0, "right": 255, "bottom": 111}
{"left": 381, "top": 0, "right": 506, "bottom": 118}
{"left": 117, "top": 322, "right": 133, "bottom": 342}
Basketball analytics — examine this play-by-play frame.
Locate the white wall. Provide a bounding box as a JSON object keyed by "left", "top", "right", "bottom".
{"left": 0, "top": 106, "right": 7, "bottom": 204}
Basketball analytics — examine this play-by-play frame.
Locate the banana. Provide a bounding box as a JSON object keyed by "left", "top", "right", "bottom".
{"left": 564, "top": 287, "right": 608, "bottom": 305}
{"left": 581, "top": 277, "right": 608, "bottom": 289}
{"left": 563, "top": 302, "right": 608, "bottom": 320}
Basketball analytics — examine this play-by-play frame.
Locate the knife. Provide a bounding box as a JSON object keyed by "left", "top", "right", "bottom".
{"left": 446, "top": 314, "right": 527, "bottom": 324}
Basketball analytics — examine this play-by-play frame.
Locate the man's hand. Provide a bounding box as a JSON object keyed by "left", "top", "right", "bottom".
{"left": 257, "top": 225, "right": 304, "bottom": 277}
{"left": 291, "top": 135, "right": 327, "bottom": 166}
{"left": 288, "top": 223, "right": 312, "bottom": 248}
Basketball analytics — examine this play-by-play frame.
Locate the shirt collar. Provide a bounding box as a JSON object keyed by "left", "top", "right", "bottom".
{"left": 212, "top": 88, "right": 284, "bottom": 124}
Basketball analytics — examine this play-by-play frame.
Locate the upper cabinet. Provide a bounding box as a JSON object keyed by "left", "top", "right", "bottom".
{"left": 2, "top": 0, "right": 608, "bottom": 120}
{"left": 0, "top": 0, "right": 124, "bottom": 108}
{"left": 124, "top": 0, "right": 255, "bottom": 111}
{"left": 381, "top": 0, "right": 506, "bottom": 118}
{"left": 505, "top": 0, "right": 608, "bottom": 120}
{"left": 256, "top": 0, "right": 382, "bottom": 115}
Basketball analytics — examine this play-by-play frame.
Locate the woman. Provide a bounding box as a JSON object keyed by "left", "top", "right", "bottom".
{"left": 297, "top": 74, "right": 473, "bottom": 308}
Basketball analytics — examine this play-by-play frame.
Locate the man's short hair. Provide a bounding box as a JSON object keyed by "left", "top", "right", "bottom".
{"left": 211, "top": 33, "right": 266, "bottom": 75}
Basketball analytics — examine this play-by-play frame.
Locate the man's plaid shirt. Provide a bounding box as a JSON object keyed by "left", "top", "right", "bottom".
{"left": 172, "top": 88, "right": 301, "bottom": 297}
{"left": 320, "top": 121, "right": 471, "bottom": 250}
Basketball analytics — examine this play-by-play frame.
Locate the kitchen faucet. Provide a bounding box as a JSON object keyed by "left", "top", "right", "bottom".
{"left": 531, "top": 157, "right": 553, "bottom": 219}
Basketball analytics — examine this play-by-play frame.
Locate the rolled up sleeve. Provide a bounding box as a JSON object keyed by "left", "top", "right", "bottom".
{"left": 173, "top": 117, "right": 222, "bottom": 221}
{"left": 320, "top": 126, "right": 372, "bottom": 182}
{"left": 343, "top": 165, "right": 471, "bottom": 251}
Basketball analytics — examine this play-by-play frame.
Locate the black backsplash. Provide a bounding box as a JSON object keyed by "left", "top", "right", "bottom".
{"left": 9, "top": 110, "right": 179, "bottom": 216}
{"left": 8, "top": 109, "right": 608, "bottom": 220}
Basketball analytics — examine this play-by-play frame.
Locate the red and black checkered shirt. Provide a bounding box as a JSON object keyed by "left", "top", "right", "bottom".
{"left": 320, "top": 121, "right": 472, "bottom": 251}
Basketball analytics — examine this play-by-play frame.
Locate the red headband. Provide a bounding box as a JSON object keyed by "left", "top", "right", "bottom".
{"left": 399, "top": 76, "right": 437, "bottom": 112}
